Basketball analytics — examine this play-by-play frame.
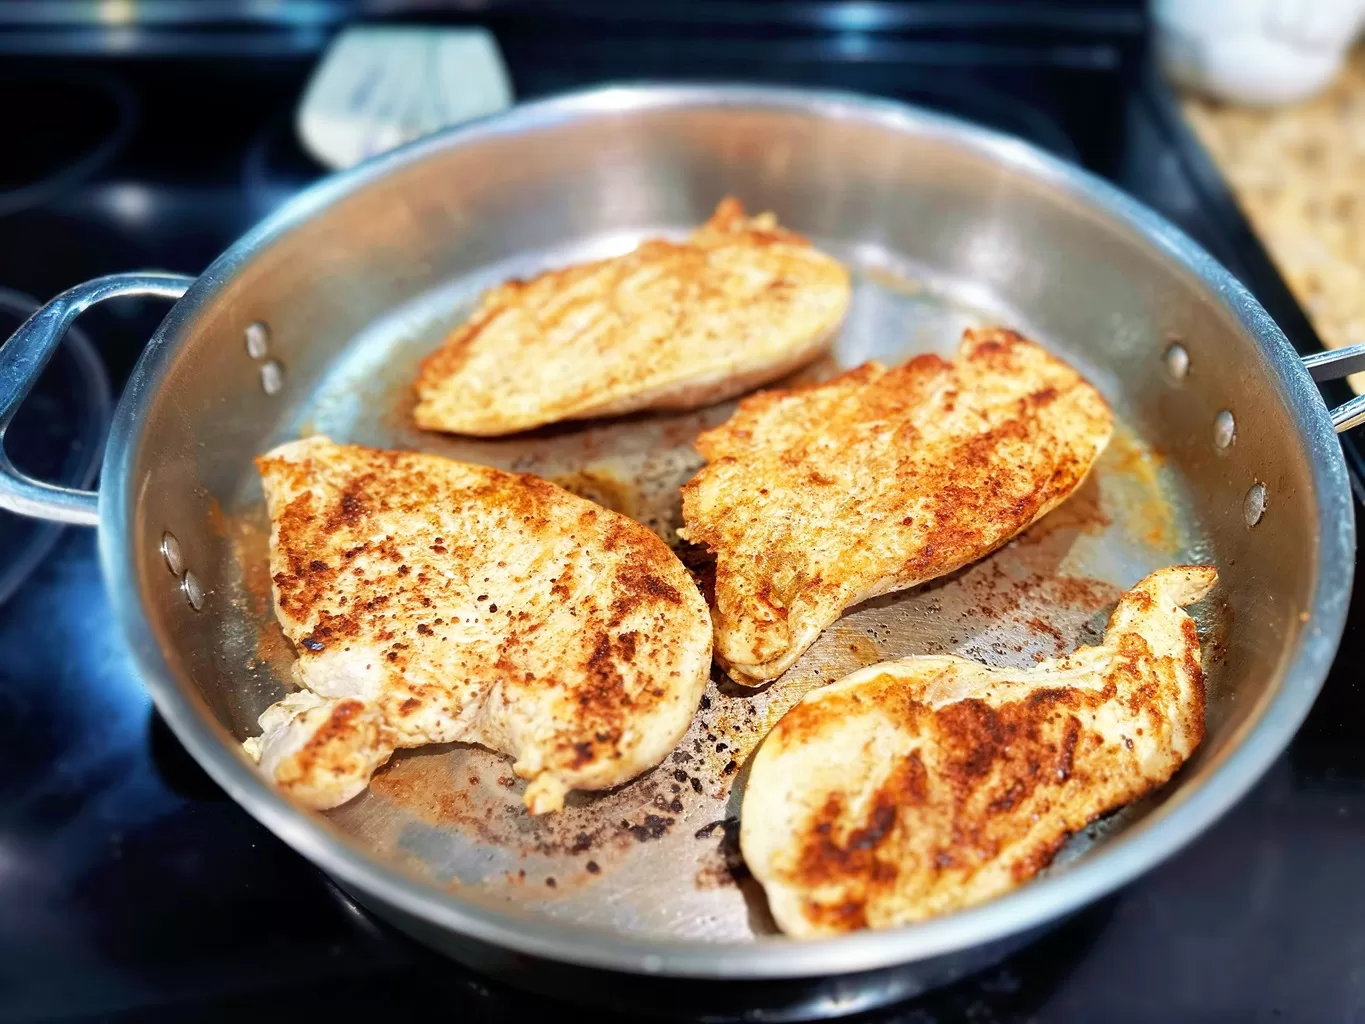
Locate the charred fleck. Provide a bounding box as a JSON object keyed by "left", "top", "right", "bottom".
{"left": 623, "top": 814, "right": 674, "bottom": 842}
{"left": 694, "top": 817, "right": 733, "bottom": 840}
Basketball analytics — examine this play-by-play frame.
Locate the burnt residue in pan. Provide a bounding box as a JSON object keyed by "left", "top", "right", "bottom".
{"left": 693, "top": 817, "right": 750, "bottom": 891}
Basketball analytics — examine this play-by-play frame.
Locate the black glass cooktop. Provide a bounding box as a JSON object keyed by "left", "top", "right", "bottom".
{"left": 2, "top": 4, "right": 1363, "bottom": 1021}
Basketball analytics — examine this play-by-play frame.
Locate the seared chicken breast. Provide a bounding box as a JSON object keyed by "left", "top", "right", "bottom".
{"left": 680, "top": 327, "right": 1114, "bottom": 683}
{"left": 740, "top": 565, "right": 1217, "bottom": 937}
{"left": 243, "top": 437, "right": 712, "bottom": 814}
{"left": 413, "top": 198, "right": 851, "bottom": 436}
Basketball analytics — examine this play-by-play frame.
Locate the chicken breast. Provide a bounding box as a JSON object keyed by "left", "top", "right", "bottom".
{"left": 413, "top": 198, "right": 851, "bottom": 436}
{"left": 679, "top": 327, "right": 1114, "bottom": 684}
{"left": 740, "top": 565, "right": 1217, "bottom": 937}
{"left": 243, "top": 436, "right": 712, "bottom": 814}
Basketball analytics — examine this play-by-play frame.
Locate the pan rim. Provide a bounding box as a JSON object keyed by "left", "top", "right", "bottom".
{"left": 99, "top": 82, "right": 1354, "bottom": 979}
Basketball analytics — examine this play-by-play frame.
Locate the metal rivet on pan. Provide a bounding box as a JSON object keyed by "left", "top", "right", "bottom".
{"left": 260, "top": 359, "right": 284, "bottom": 396}
{"left": 245, "top": 321, "right": 270, "bottom": 359}
{"left": 1213, "top": 409, "right": 1236, "bottom": 449}
{"left": 160, "top": 531, "right": 184, "bottom": 576}
{"left": 182, "top": 570, "right": 205, "bottom": 611}
{"left": 1244, "top": 482, "right": 1268, "bottom": 527}
{"left": 1164, "top": 342, "right": 1189, "bottom": 381}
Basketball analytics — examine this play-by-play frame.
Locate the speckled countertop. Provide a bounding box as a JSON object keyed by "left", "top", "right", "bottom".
{"left": 1183, "top": 48, "right": 1365, "bottom": 385}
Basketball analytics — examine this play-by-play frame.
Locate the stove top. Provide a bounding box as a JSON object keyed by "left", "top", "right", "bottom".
{"left": 3, "top": 6, "right": 1364, "bottom": 1022}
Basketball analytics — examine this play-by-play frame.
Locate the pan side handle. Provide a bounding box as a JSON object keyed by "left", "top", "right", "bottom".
{"left": 1303, "top": 342, "right": 1365, "bottom": 433}
{"left": 0, "top": 273, "right": 194, "bottom": 525}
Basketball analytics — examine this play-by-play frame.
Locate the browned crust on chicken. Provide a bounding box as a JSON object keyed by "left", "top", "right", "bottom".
{"left": 246, "top": 436, "right": 712, "bottom": 813}
{"left": 413, "top": 197, "right": 851, "bottom": 436}
{"left": 679, "top": 327, "right": 1115, "bottom": 683}
{"left": 739, "top": 565, "right": 1217, "bottom": 936}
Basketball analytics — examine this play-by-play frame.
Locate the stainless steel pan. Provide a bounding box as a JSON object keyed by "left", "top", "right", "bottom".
{"left": 2, "top": 86, "right": 1362, "bottom": 1018}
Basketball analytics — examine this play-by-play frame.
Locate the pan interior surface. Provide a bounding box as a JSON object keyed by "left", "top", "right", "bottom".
{"left": 222, "top": 238, "right": 1218, "bottom": 941}
{"left": 121, "top": 89, "right": 1336, "bottom": 969}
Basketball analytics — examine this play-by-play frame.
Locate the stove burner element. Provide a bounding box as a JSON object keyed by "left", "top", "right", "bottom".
{"left": 0, "top": 288, "right": 110, "bottom": 604}
{"left": 0, "top": 68, "right": 136, "bottom": 217}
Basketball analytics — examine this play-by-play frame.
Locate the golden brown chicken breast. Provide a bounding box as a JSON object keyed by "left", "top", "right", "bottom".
{"left": 740, "top": 565, "right": 1217, "bottom": 937}
{"left": 679, "top": 327, "right": 1114, "bottom": 683}
{"left": 413, "top": 198, "right": 851, "bottom": 436}
{"left": 243, "top": 436, "right": 712, "bottom": 814}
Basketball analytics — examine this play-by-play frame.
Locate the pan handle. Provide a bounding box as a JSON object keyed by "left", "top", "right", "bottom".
{"left": 0, "top": 272, "right": 194, "bottom": 526}
{"left": 1303, "top": 342, "right": 1365, "bottom": 432}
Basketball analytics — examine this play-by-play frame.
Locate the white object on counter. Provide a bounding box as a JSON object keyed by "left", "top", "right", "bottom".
{"left": 1154, "top": 0, "right": 1365, "bottom": 106}
{"left": 297, "top": 26, "right": 513, "bottom": 170}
